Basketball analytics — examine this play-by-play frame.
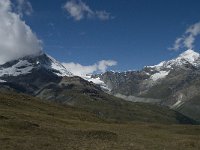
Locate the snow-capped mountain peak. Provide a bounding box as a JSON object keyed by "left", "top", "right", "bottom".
{"left": 149, "top": 49, "right": 200, "bottom": 70}
{"left": 177, "top": 49, "right": 200, "bottom": 64}
{"left": 145, "top": 49, "right": 200, "bottom": 81}
{"left": 0, "top": 53, "right": 73, "bottom": 79}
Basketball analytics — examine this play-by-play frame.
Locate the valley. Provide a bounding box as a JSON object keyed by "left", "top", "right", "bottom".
{"left": 1, "top": 0, "right": 200, "bottom": 149}
{"left": 0, "top": 92, "right": 200, "bottom": 150}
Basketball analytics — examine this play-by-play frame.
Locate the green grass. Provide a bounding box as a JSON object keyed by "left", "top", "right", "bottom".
{"left": 0, "top": 92, "right": 200, "bottom": 150}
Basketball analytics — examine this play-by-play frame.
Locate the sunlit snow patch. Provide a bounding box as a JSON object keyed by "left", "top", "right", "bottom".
{"left": 47, "top": 55, "right": 73, "bottom": 77}
{"left": 0, "top": 79, "right": 6, "bottom": 83}
{"left": 150, "top": 71, "right": 170, "bottom": 81}
{"left": 83, "top": 75, "right": 111, "bottom": 91}
{"left": 0, "top": 60, "right": 34, "bottom": 77}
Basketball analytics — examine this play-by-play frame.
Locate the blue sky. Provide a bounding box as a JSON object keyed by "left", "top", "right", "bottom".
{"left": 24, "top": 0, "right": 200, "bottom": 71}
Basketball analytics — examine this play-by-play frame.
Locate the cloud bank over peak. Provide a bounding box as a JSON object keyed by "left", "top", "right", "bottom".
{"left": 63, "top": 0, "right": 112, "bottom": 21}
{"left": 0, "top": 0, "right": 42, "bottom": 65}
{"left": 62, "top": 60, "right": 117, "bottom": 76}
{"left": 170, "top": 22, "right": 200, "bottom": 51}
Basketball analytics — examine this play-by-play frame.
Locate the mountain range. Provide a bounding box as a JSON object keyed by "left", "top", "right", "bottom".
{"left": 92, "top": 49, "right": 200, "bottom": 122}
{"left": 0, "top": 49, "right": 200, "bottom": 123}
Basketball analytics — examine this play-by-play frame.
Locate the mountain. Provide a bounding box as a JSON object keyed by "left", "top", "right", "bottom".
{"left": 92, "top": 49, "right": 200, "bottom": 122}
{"left": 0, "top": 53, "right": 196, "bottom": 124}
{"left": 0, "top": 53, "right": 72, "bottom": 78}
{"left": 0, "top": 53, "right": 72, "bottom": 93}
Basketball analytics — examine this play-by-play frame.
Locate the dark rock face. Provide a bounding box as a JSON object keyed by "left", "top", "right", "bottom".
{"left": 93, "top": 71, "right": 150, "bottom": 96}
{"left": 96, "top": 63, "right": 200, "bottom": 104}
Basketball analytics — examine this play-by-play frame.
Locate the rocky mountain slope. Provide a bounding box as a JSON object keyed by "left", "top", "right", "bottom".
{"left": 93, "top": 50, "right": 200, "bottom": 122}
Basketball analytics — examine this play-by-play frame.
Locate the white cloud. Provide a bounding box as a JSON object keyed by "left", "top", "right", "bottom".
{"left": 170, "top": 22, "right": 200, "bottom": 50}
{"left": 62, "top": 62, "right": 97, "bottom": 76}
{"left": 0, "top": 0, "right": 42, "bottom": 65}
{"left": 63, "top": 0, "right": 112, "bottom": 21}
{"left": 62, "top": 60, "right": 117, "bottom": 76}
{"left": 98, "top": 60, "right": 117, "bottom": 72}
{"left": 16, "top": 0, "right": 33, "bottom": 16}
{"left": 95, "top": 10, "right": 111, "bottom": 21}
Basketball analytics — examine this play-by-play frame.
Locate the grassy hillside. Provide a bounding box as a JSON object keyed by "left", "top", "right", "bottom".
{"left": 36, "top": 77, "right": 196, "bottom": 124}
{"left": 1, "top": 76, "right": 197, "bottom": 123}
{"left": 0, "top": 92, "right": 200, "bottom": 150}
